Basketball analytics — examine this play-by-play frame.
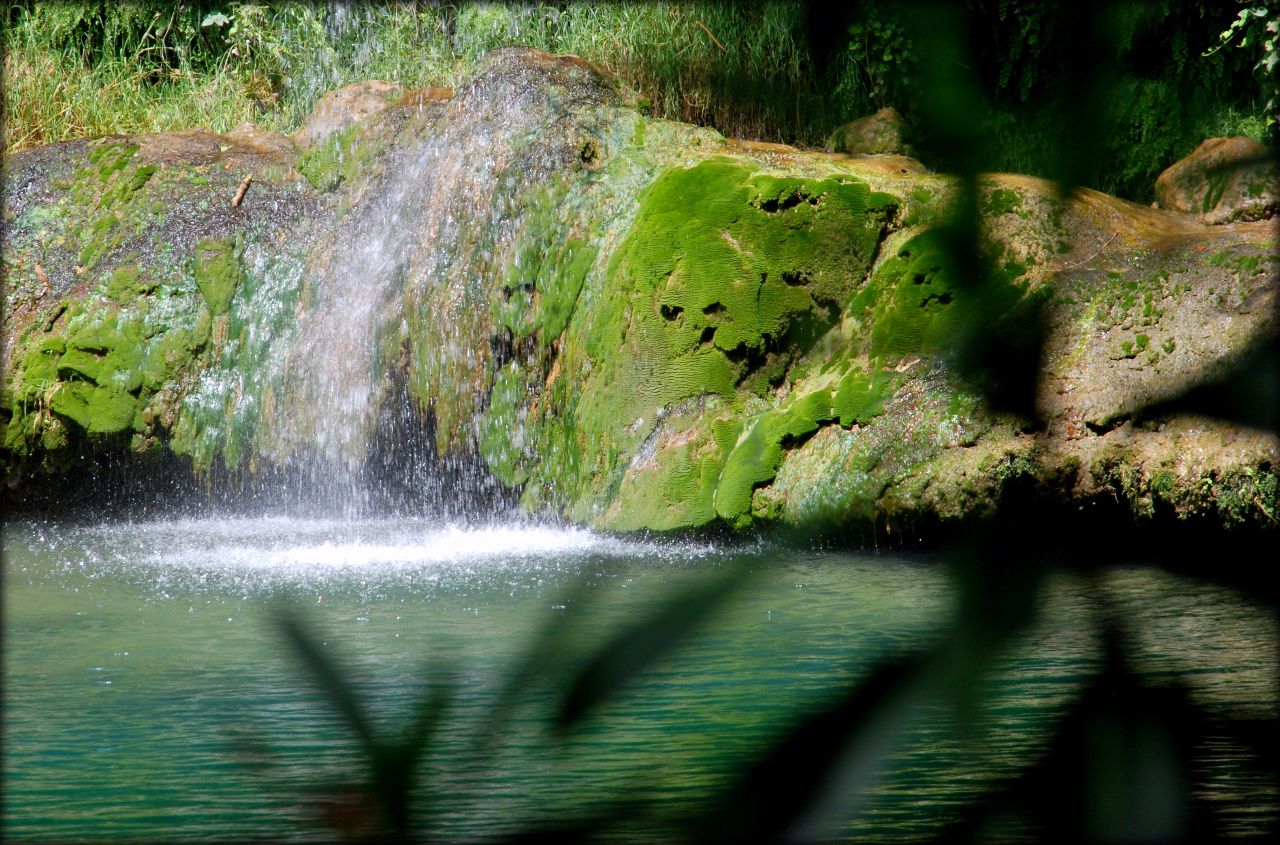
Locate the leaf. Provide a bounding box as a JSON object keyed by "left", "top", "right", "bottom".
{"left": 1132, "top": 334, "right": 1280, "bottom": 434}
{"left": 274, "top": 608, "right": 378, "bottom": 757}
{"left": 687, "top": 653, "right": 927, "bottom": 842}
{"left": 201, "top": 12, "right": 231, "bottom": 28}
{"left": 554, "top": 563, "right": 754, "bottom": 730}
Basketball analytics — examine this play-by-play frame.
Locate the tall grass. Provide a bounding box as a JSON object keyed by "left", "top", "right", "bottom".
{"left": 3, "top": 1, "right": 830, "bottom": 154}
{"left": 2, "top": 2, "right": 1270, "bottom": 200}
{"left": 3, "top": 2, "right": 266, "bottom": 149}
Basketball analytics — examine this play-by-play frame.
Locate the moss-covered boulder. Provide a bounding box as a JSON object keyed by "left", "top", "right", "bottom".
{"left": 1154, "top": 136, "right": 1278, "bottom": 224}
{"left": 3, "top": 48, "right": 1276, "bottom": 533}
{"left": 292, "top": 80, "right": 405, "bottom": 151}
{"left": 825, "top": 107, "right": 913, "bottom": 157}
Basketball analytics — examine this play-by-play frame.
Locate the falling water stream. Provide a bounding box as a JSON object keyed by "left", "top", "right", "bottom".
{"left": 176, "top": 50, "right": 618, "bottom": 516}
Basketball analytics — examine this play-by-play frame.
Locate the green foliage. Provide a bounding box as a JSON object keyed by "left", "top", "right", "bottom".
{"left": 7, "top": 1, "right": 1272, "bottom": 200}
{"left": 826, "top": 1, "right": 1272, "bottom": 200}
{"left": 5, "top": 1, "right": 834, "bottom": 152}
{"left": 828, "top": 4, "right": 919, "bottom": 118}
{"left": 1205, "top": 1, "right": 1280, "bottom": 134}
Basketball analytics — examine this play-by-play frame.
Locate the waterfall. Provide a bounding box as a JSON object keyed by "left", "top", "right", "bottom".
{"left": 178, "top": 50, "right": 617, "bottom": 517}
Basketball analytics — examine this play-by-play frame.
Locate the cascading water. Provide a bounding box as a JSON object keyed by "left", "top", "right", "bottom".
{"left": 179, "top": 50, "right": 617, "bottom": 517}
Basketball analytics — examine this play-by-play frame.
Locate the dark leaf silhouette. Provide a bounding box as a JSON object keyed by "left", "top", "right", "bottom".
{"left": 555, "top": 563, "right": 754, "bottom": 730}
{"left": 1133, "top": 333, "right": 1280, "bottom": 435}
{"left": 688, "top": 653, "right": 927, "bottom": 843}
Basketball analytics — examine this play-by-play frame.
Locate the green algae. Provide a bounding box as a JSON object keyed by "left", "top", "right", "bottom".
{"left": 713, "top": 387, "right": 835, "bottom": 527}
{"left": 298, "top": 122, "right": 378, "bottom": 193}
{"left": 851, "top": 228, "right": 1027, "bottom": 361}
{"left": 192, "top": 237, "right": 243, "bottom": 316}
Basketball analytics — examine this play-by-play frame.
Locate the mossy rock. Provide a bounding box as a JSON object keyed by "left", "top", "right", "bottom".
{"left": 553, "top": 156, "right": 898, "bottom": 528}
{"left": 4, "top": 51, "right": 1276, "bottom": 533}
{"left": 1154, "top": 137, "right": 1278, "bottom": 224}
{"left": 192, "top": 237, "right": 243, "bottom": 316}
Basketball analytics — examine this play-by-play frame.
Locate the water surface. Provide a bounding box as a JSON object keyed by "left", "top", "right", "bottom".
{"left": 4, "top": 516, "right": 1275, "bottom": 841}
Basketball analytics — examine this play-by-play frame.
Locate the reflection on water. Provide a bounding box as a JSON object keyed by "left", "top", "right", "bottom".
{"left": 3, "top": 517, "right": 1276, "bottom": 841}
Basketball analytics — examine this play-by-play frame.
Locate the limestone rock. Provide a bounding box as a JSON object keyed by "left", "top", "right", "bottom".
{"left": 825, "top": 107, "right": 912, "bottom": 156}
{"left": 2, "top": 50, "right": 1276, "bottom": 532}
{"left": 1154, "top": 136, "right": 1278, "bottom": 224}
{"left": 293, "top": 80, "right": 405, "bottom": 150}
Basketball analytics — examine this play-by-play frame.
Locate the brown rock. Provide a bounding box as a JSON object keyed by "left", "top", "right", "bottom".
{"left": 825, "top": 107, "right": 912, "bottom": 156}
{"left": 1154, "top": 136, "right": 1278, "bottom": 224}
{"left": 293, "top": 80, "right": 405, "bottom": 151}
{"left": 223, "top": 122, "right": 295, "bottom": 158}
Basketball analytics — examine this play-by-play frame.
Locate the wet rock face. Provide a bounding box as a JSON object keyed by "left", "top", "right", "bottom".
{"left": 2, "top": 49, "right": 1277, "bottom": 531}
{"left": 0, "top": 129, "right": 323, "bottom": 490}
{"left": 174, "top": 46, "right": 625, "bottom": 511}
{"left": 1155, "top": 136, "right": 1279, "bottom": 224}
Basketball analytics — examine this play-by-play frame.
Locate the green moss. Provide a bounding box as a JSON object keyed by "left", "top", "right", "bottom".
{"left": 1201, "top": 169, "right": 1230, "bottom": 214}
{"left": 478, "top": 364, "right": 533, "bottom": 486}
{"left": 47, "top": 381, "right": 137, "bottom": 434}
{"left": 902, "top": 185, "right": 939, "bottom": 227}
{"left": 192, "top": 237, "right": 243, "bottom": 316}
{"left": 476, "top": 152, "right": 902, "bottom": 530}
{"left": 3, "top": 306, "right": 148, "bottom": 440}
{"left": 985, "top": 187, "right": 1022, "bottom": 216}
{"left": 67, "top": 140, "right": 160, "bottom": 270}
{"left": 562, "top": 157, "right": 896, "bottom": 525}
{"left": 713, "top": 387, "right": 834, "bottom": 527}
{"left": 4, "top": 254, "right": 210, "bottom": 463}
{"left": 298, "top": 123, "right": 377, "bottom": 192}
{"left": 1207, "top": 249, "right": 1272, "bottom": 277}
{"left": 833, "top": 367, "right": 898, "bottom": 426}
{"left": 104, "top": 262, "right": 158, "bottom": 299}
{"left": 587, "top": 156, "right": 892, "bottom": 406}
{"left": 853, "top": 229, "right": 1027, "bottom": 360}
{"left": 493, "top": 182, "right": 599, "bottom": 343}
{"left": 604, "top": 414, "right": 738, "bottom": 532}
